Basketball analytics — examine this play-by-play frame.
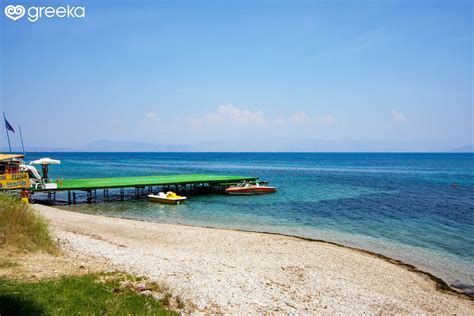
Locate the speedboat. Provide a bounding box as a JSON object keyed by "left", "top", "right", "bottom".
{"left": 225, "top": 182, "right": 276, "bottom": 195}
{"left": 148, "top": 191, "right": 187, "bottom": 204}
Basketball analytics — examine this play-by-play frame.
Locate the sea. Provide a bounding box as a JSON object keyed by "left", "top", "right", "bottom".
{"left": 27, "top": 152, "right": 474, "bottom": 294}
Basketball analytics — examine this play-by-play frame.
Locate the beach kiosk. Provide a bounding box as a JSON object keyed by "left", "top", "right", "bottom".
{"left": 0, "top": 154, "right": 30, "bottom": 190}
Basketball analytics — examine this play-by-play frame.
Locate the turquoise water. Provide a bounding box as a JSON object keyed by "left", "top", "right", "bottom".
{"left": 29, "top": 152, "right": 474, "bottom": 293}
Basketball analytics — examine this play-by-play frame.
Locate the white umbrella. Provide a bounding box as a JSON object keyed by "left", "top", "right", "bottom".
{"left": 30, "top": 158, "right": 61, "bottom": 165}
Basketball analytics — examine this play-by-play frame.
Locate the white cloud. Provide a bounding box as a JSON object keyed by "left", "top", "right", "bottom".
{"left": 273, "top": 118, "right": 286, "bottom": 126}
{"left": 317, "top": 114, "right": 336, "bottom": 126}
{"left": 391, "top": 110, "right": 406, "bottom": 123}
{"left": 145, "top": 112, "right": 158, "bottom": 121}
{"left": 218, "top": 103, "right": 266, "bottom": 124}
{"left": 187, "top": 103, "right": 266, "bottom": 127}
{"left": 184, "top": 104, "right": 337, "bottom": 139}
{"left": 289, "top": 112, "right": 336, "bottom": 126}
{"left": 290, "top": 112, "right": 312, "bottom": 125}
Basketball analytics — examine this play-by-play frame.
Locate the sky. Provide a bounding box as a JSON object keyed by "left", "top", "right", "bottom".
{"left": 1, "top": 0, "right": 472, "bottom": 151}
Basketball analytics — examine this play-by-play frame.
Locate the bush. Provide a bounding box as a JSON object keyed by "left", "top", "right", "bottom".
{"left": 0, "top": 193, "right": 57, "bottom": 253}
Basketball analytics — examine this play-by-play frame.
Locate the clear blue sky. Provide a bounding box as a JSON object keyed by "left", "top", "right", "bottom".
{"left": 1, "top": 0, "right": 472, "bottom": 151}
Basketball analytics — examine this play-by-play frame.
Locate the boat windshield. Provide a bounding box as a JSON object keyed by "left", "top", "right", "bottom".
{"left": 236, "top": 182, "right": 251, "bottom": 187}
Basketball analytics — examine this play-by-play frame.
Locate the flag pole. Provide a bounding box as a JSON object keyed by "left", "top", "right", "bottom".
{"left": 3, "top": 112, "right": 12, "bottom": 153}
{"left": 19, "top": 125, "right": 25, "bottom": 155}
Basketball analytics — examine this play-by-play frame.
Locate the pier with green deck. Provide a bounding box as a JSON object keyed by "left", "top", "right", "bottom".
{"left": 33, "top": 174, "right": 259, "bottom": 204}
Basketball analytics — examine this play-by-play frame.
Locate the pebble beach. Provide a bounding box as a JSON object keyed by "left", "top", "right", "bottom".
{"left": 34, "top": 204, "right": 473, "bottom": 314}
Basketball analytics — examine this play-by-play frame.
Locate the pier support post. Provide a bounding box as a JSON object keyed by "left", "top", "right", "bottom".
{"left": 68, "top": 191, "right": 71, "bottom": 204}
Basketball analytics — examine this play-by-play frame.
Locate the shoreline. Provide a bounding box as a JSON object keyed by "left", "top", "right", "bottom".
{"left": 180, "top": 225, "right": 474, "bottom": 300}
{"left": 33, "top": 204, "right": 474, "bottom": 313}
{"left": 54, "top": 204, "right": 473, "bottom": 299}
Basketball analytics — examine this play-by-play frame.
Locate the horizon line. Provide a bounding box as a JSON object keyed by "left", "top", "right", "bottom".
{"left": 3, "top": 151, "right": 473, "bottom": 154}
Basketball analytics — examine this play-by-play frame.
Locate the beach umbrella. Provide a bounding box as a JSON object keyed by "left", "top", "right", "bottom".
{"left": 30, "top": 158, "right": 60, "bottom": 180}
{"left": 30, "top": 158, "right": 61, "bottom": 165}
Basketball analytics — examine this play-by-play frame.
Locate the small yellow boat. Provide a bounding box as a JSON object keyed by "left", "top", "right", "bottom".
{"left": 148, "top": 191, "right": 187, "bottom": 204}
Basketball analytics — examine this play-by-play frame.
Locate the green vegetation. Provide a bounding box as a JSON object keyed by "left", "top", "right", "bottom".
{"left": 0, "top": 272, "right": 177, "bottom": 315}
{"left": 0, "top": 194, "right": 179, "bottom": 314}
{"left": 0, "top": 193, "right": 57, "bottom": 253}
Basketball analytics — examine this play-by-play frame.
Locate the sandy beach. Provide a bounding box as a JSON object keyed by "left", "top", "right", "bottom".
{"left": 33, "top": 204, "right": 473, "bottom": 314}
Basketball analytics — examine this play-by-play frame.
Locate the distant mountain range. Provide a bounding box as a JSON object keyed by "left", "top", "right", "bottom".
{"left": 2, "top": 140, "right": 473, "bottom": 153}
{"left": 0, "top": 146, "right": 74, "bottom": 152}
{"left": 451, "top": 145, "right": 474, "bottom": 153}
{"left": 84, "top": 140, "right": 192, "bottom": 152}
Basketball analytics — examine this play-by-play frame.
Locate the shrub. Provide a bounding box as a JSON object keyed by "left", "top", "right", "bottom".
{"left": 0, "top": 193, "right": 57, "bottom": 253}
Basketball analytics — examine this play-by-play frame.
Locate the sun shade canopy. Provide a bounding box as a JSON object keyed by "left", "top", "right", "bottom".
{"left": 0, "top": 154, "right": 24, "bottom": 161}
{"left": 30, "top": 158, "right": 61, "bottom": 165}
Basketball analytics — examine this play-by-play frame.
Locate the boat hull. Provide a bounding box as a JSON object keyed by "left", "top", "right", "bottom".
{"left": 225, "top": 186, "right": 276, "bottom": 195}
{"left": 148, "top": 195, "right": 187, "bottom": 204}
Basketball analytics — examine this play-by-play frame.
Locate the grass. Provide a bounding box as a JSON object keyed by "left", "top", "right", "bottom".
{"left": 0, "top": 272, "right": 176, "bottom": 315}
{"left": 0, "top": 193, "right": 182, "bottom": 314}
{"left": 0, "top": 193, "right": 57, "bottom": 253}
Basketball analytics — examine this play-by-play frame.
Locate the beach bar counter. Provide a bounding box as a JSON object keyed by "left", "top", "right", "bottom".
{"left": 0, "top": 154, "right": 30, "bottom": 190}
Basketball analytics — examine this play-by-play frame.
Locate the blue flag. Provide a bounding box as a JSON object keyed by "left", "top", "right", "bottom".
{"left": 4, "top": 118, "right": 15, "bottom": 133}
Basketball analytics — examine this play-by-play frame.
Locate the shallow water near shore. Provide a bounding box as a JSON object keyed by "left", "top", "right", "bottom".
{"left": 29, "top": 152, "right": 474, "bottom": 293}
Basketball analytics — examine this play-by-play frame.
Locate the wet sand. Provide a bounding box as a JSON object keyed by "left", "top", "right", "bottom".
{"left": 34, "top": 204, "right": 473, "bottom": 314}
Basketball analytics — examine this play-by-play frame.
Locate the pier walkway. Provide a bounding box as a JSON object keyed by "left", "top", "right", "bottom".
{"left": 36, "top": 174, "right": 257, "bottom": 191}
{"left": 32, "top": 174, "right": 258, "bottom": 204}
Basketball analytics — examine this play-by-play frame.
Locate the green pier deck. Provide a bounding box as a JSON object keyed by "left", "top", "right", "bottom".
{"left": 34, "top": 174, "right": 258, "bottom": 191}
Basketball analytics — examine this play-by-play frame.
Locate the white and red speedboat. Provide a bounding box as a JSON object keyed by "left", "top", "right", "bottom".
{"left": 225, "top": 182, "right": 276, "bottom": 195}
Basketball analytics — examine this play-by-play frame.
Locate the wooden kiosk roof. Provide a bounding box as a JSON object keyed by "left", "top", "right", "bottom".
{"left": 0, "top": 154, "right": 24, "bottom": 161}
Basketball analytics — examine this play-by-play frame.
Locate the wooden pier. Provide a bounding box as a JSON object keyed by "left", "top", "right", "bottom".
{"left": 32, "top": 174, "right": 258, "bottom": 204}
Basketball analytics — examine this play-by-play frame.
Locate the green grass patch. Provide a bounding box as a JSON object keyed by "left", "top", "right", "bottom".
{"left": 0, "top": 193, "right": 57, "bottom": 253}
{"left": 0, "top": 272, "right": 176, "bottom": 315}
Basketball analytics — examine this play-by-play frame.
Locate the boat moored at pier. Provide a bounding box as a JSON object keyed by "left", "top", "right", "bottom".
{"left": 148, "top": 191, "right": 187, "bottom": 204}
{"left": 225, "top": 182, "right": 277, "bottom": 195}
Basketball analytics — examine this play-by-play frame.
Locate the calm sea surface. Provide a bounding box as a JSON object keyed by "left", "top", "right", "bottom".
{"left": 28, "top": 152, "right": 474, "bottom": 292}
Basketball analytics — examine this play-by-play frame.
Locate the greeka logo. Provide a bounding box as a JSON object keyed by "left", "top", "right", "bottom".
{"left": 4, "top": 4, "right": 85, "bottom": 22}
{"left": 4, "top": 5, "right": 25, "bottom": 21}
